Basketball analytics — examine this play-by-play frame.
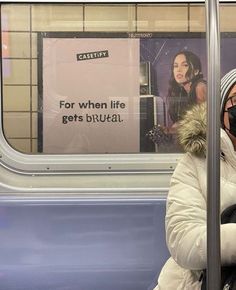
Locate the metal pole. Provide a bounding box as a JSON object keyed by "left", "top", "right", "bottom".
{"left": 206, "top": 0, "right": 221, "bottom": 289}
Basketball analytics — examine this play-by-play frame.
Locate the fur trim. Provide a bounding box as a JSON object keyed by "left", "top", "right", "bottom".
{"left": 177, "top": 102, "right": 207, "bottom": 156}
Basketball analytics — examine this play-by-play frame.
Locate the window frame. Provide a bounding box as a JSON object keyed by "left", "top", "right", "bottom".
{"left": 0, "top": 0, "right": 210, "bottom": 174}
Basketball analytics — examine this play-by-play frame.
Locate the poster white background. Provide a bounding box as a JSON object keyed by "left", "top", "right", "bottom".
{"left": 42, "top": 38, "right": 140, "bottom": 153}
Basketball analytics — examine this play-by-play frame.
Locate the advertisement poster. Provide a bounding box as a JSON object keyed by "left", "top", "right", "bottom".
{"left": 38, "top": 33, "right": 236, "bottom": 154}
{"left": 39, "top": 35, "right": 140, "bottom": 153}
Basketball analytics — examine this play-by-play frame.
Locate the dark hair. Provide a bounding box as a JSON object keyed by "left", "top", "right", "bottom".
{"left": 168, "top": 50, "right": 204, "bottom": 123}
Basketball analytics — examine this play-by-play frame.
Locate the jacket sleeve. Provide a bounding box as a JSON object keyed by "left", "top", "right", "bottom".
{"left": 166, "top": 153, "right": 236, "bottom": 270}
{"left": 166, "top": 153, "right": 207, "bottom": 270}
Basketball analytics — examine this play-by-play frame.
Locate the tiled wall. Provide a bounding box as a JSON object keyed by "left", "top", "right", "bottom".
{"left": 1, "top": 3, "right": 235, "bottom": 153}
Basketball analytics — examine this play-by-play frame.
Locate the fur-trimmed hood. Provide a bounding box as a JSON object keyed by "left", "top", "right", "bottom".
{"left": 177, "top": 102, "right": 207, "bottom": 156}
{"left": 178, "top": 68, "right": 236, "bottom": 156}
{"left": 177, "top": 102, "right": 236, "bottom": 164}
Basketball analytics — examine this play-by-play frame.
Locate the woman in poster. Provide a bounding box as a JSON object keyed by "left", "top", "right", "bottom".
{"left": 147, "top": 51, "right": 206, "bottom": 150}
{"left": 167, "top": 50, "right": 207, "bottom": 128}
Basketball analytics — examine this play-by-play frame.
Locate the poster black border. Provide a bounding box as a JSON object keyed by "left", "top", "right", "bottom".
{"left": 37, "top": 31, "right": 235, "bottom": 153}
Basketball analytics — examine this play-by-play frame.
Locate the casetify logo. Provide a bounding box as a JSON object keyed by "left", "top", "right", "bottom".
{"left": 77, "top": 50, "right": 109, "bottom": 61}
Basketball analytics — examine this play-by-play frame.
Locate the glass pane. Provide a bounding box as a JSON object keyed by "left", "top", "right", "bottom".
{"left": 0, "top": 3, "right": 210, "bottom": 155}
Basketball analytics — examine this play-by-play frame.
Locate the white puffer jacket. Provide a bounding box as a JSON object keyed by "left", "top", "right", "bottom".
{"left": 155, "top": 102, "right": 236, "bottom": 290}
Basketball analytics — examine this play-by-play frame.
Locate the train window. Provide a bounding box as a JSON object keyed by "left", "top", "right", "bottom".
{"left": 0, "top": 1, "right": 226, "bottom": 173}
{"left": 1, "top": 3, "right": 190, "bottom": 156}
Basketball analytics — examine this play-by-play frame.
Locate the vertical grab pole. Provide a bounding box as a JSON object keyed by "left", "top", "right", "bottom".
{"left": 205, "top": 0, "right": 221, "bottom": 290}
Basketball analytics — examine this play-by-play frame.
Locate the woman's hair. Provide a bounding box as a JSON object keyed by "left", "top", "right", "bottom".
{"left": 168, "top": 50, "right": 204, "bottom": 123}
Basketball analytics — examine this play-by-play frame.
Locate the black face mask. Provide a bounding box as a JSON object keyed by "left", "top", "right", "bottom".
{"left": 227, "top": 104, "right": 236, "bottom": 137}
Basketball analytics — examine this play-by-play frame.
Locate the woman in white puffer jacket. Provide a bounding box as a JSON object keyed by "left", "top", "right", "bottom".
{"left": 154, "top": 69, "right": 236, "bottom": 290}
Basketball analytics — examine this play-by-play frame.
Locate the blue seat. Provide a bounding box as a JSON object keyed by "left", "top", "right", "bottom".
{"left": 0, "top": 198, "right": 169, "bottom": 290}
